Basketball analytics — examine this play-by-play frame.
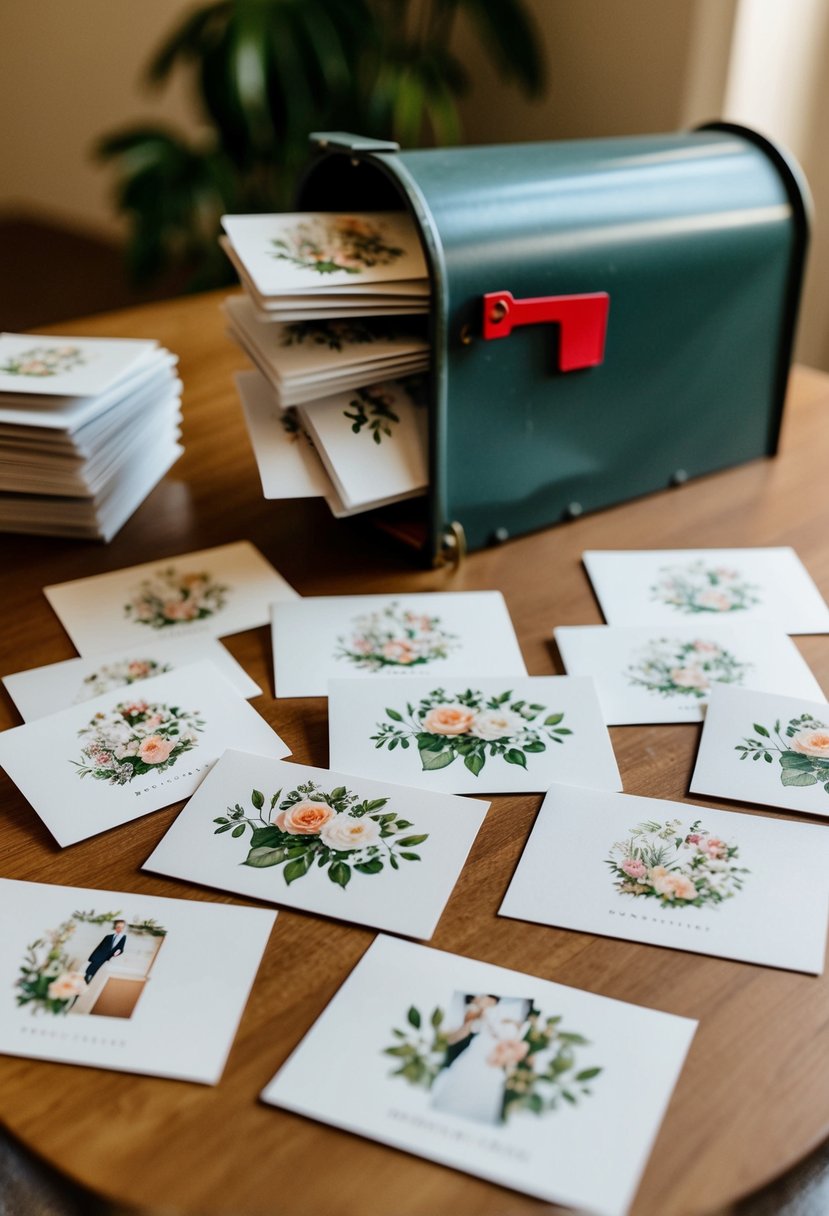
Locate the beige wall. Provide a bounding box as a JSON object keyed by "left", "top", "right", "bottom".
{"left": 0, "top": 0, "right": 202, "bottom": 238}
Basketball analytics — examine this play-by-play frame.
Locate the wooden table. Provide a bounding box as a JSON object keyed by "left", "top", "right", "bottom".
{"left": 2, "top": 289, "right": 829, "bottom": 1216}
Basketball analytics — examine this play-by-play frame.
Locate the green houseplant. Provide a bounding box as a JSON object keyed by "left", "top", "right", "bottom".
{"left": 97, "top": 0, "right": 545, "bottom": 287}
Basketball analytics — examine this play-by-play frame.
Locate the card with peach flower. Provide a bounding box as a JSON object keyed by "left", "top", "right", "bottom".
{"left": 328, "top": 675, "right": 621, "bottom": 795}
{"left": 690, "top": 684, "right": 829, "bottom": 819}
{"left": 0, "top": 660, "right": 290, "bottom": 847}
{"left": 500, "top": 784, "right": 829, "bottom": 972}
{"left": 554, "top": 622, "right": 823, "bottom": 724}
{"left": 143, "top": 749, "right": 489, "bottom": 940}
{"left": 44, "top": 540, "right": 298, "bottom": 655}
{"left": 261, "top": 933, "right": 696, "bottom": 1216}
{"left": 272, "top": 591, "right": 527, "bottom": 698}
{"left": 582, "top": 548, "right": 829, "bottom": 634}
{"left": 0, "top": 333, "right": 160, "bottom": 397}
{"left": 0, "top": 877, "right": 275, "bottom": 1083}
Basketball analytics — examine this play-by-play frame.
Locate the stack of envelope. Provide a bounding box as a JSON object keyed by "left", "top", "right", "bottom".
{"left": 221, "top": 210, "right": 431, "bottom": 518}
{"left": 0, "top": 333, "right": 182, "bottom": 540}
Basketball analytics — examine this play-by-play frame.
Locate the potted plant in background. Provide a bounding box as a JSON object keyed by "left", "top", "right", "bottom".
{"left": 97, "top": 0, "right": 545, "bottom": 288}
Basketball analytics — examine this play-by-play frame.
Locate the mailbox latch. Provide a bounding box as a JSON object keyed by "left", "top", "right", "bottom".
{"left": 482, "top": 290, "right": 610, "bottom": 372}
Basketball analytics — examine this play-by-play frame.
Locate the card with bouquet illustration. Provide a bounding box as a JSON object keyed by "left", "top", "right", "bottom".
{"left": 235, "top": 371, "right": 334, "bottom": 500}
{"left": 500, "top": 784, "right": 829, "bottom": 972}
{"left": 262, "top": 934, "right": 696, "bottom": 1216}
{"left": 690, "top": 684, "right": 829, "bottom": 818}
{"left": 3, "top": 634, "right": 260, "bottom": 723}
{"left": 44, "top": 540, "right": 298, "bottom": 654}
{"left": 0, "top": 877, "right": 274, "bottom": 1083}
{"left": 144, "top": 750, "right": 488, "bottom": 939}
{"left": 328, "top": 676, "right": 621, "bottom": 795}
{"left": 0, "top": 660, "right": 290, "bottom": 847}
{"left": 554, "top": 622, "right": 823, "bottom": 724}
{"left": 0, "top": 333, "right": 160, "bottom": 397}
{"left": 220, "top": 213, "right": 427, "bottom": 296}
{"left": 272, "top": 591, "right": 527, "bottom": 698}
{"left": 582, "top": 548, "right": 829, "bottom": 634}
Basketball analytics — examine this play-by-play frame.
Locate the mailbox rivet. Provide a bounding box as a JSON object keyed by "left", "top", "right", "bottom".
{"left": 671, "top": 469, "right": 689, "bottom": 486}
{"left": 492, "top": 527, "right": 510, "bottom": 545}
{"left": 459, "top": 324, "right": 474, "bottom": 346}
{"left": 350, "top": 156, "right": 360, "bottom": 167}
{"left": 566, "top": 502, "right": 583, "bottom": 518}
{"left": 489, "top": 299, "right": 509, "bottom": 324}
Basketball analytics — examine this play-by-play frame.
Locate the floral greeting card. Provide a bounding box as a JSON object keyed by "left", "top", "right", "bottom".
{"left": 3, "top": 635, "right": 261, "bottom": 722}
{"left": 0, "top": 878, "right": 274, "bottom": 1083}
{"left": 690, "top": 684, "right": 829, "bottom": 818}
{"left": 0, "top": 661, "right": 290, "bottom": 847}
{"left": 144, "top": 751, "right": 488, "bottom": 939}
{"left": 555, "top": 622, "right": 823, "bottom": 724}
{"left": 261, "top": 934, "right": 696, "bottom": 1216}
{"left": 44, "top": 540, "right": 298, "bottom": 654}
{"left": 234, "top": 370, "right": 334, "bottom": 500}
{"left": 583, "top": 548, "right": 829, "bottom": 634}
{"left": 0, "top": 334, "right": 160, "bottom": 397}
{"left": 500, "top": 785, "right": 829, "bottom": 972}
{"left": 220, "top": 212, "right": 427, "bottom": 296}
{"left": 328, "top": 676, "right": 620, "bottom": 795}
{"left": 272, "top": 592, "right": 527, "bottom": 698}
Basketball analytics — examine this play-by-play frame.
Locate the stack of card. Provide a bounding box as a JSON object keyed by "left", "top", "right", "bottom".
{"left": 220, "top": 212, "right": 429, "bottom": 320}
{"left": 0, "top": 333, "right": 182, "bottom": 541}
{"left": 220, "top": 211, "right": 431, "bottom": 519}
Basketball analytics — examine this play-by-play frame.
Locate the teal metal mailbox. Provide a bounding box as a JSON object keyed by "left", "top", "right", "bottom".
{"left": 297, "top": 125, "right": 809, "bottom": 566}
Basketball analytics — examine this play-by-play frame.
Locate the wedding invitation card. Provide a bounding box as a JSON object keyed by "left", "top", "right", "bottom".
{"left": 0, "top": 877, "right": 275, "bottom": 1083}
{"left": 3, "top": 634, "right": 261, "bottom": 722}
{"left": 328, "top": 675, "right": 621, "bottom": 795}
{"left": 554, "top": 622, "right": 823, "bottom": 724}
{"left": 144, "top": 751, "right": 489, "bottom": 940}
{"left": 262, "top": 934, "right": 697, "bottom": 1216}
{"left": 44, "top": 540, "right": 298, "bottom": 653}
{"left": 0, "top": 661, "right": 290, "bottom": 846}
{"left": 500, "top": 784, "right": 829, "bottom": 972}
{"left": 0, "top": 333, "right": 161, "bottom": 397}
{"left": 583, "top": 548, "right": 829, "bottom": 634}
{"left": 272, "top": 591, "right": 527, "bottom": 697}
{"left": 690, "top": 684, "right": 829, "bottom": 818}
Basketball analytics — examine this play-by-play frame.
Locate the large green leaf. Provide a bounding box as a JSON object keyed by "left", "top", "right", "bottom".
{"left": 457, "top": 0, "right": 546, "bottom": 96}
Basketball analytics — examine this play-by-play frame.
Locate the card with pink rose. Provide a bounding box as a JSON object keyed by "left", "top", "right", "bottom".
{"left": 143, "top": 750, "right": 489, "bottom": 940}
{"left": 261, "top": 934, "right": 697, "bottom": 1216}
{"left": 500, "top": 784, "right": 829, "bottom": 973}
{"left": 0, "top": 660, "right": 290, "bottom": 847}
{"left": 690, "top": 684, "right": 829, "bottom": 820}
{"left": 582, "top": 547, "right": 829, "bottom": 634}
{"left": 0, "top": 877, "right": 275, "bottom": 1084}
{"left": 554, "top": 621, "right": 823, "bottom": 724}
{"left": 328, "top": 675, "right": 620, "bottom": 795}
{"left": 271, "top": 591, "right": 526, "bottom": 698}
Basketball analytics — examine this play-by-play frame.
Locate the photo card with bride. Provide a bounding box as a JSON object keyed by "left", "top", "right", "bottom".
{"left": 499, "top": 784, "right": 829, "bottom": 972}
{"left": 0, "top": 878, "right": 275, "bottom": 1083}
{"left": 262, "top": 934, "right": 697, "bottom": 1216}
{"left": 143, "top": 750, "right": 490, "bottom": 940}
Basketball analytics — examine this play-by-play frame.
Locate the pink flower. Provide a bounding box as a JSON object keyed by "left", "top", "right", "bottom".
{"left": 622, "top": 858, "right": 647, "bottom": 879}
{"left": 692, "top": 640, "right": 721, "bottom": 654}
{"left": 791, "top": 728, "right": 829, "bottom": 759}
{"left": 144, "top": 714, "right": 163, "bottom": 728}
{"left": 421, "top": 705, "right": 476, "bottom": 736}
{"left": 163, "top": 599, "right": 198, "bottom": 621}
{"left": 382, "top": 640, "right": 414, "bottom": 664}
{"left": 694, "top": 589, "right": 734, "bottom": 612}
{"left": 487, "top": 1039, "right": 530, "bottom": 1070}
{"left": 651, "top": 869, "right": 698, "bottom": 901}
{"left": 274, "top": 800, "right": 334, "bottom": 835}
{"left": 669, "top": 666, "right": 710, "bottom": 690}
{"left": 686, "top": 833, "right": 702, "bottom": 845}
{"left": 47, "top": 971, "right": 86, "bottom": 1000}
{"left": 127, "top": 661, "right": 152, "bottom": 677}
{"left": 702, "top": 837, "right": 727, "bottom": 859}
{"left": 121, "top": 701, "right": 148, "bottom": 718}
{"left": 352, "top": 638, "right": 372, "bottom": 653}
{"left": 138, "top": 735, "right": 174, "bottom": 765}
{"left": 93, "top": 751, "right": 113, "bottom": 767}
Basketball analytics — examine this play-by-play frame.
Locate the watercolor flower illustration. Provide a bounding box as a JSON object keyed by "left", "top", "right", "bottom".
{"left": 737, "top": 714, "right": 829, "bottom": 793}
{"left": 270, "top": 216, "right": 405, "bottom": 276}
{"left": 335, "top": 602, "right": 459, "bottom": 672}
{"left": 72, "top": 699, "right": 204, "bottom": 785}
{"left": 280, "top": 318, "right": 401, "bottom": 350}
{"left": 625, "top": 637, "right": 750, "bottom": 700}
{"left": 214, "top": 782, "right": 428, "bottom": 888}
{"left": 16, "top": 910, "right": 166, "bottom": 1015}
{"left": 372, "top": 687, "right": 572, "bottom": 776}
{"left": 74, "top": 658, "right": 173, "bottom": 703}
{"left": 606, "top": 818, "right": 748, "bottom": 908}
{"left": 650, "top": 561, "right": 760, "bottom": 614}
{"left": 384, "top": 996, "right": 601, "bottom": 1124}
{"left": 0, "top": 344, "right": 86, "bottom": 377}
{"left": 124, "top": 567, "right": 228, "bottom": 629}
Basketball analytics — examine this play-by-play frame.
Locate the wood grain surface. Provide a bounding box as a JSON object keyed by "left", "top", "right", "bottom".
{"left": 2, "top": 289, "right": 829, "bottom": 1216}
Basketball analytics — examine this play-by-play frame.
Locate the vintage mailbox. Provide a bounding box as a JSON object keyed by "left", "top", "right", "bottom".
{"left": 297, "top": 125, "right": 809, "bottom": 566}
